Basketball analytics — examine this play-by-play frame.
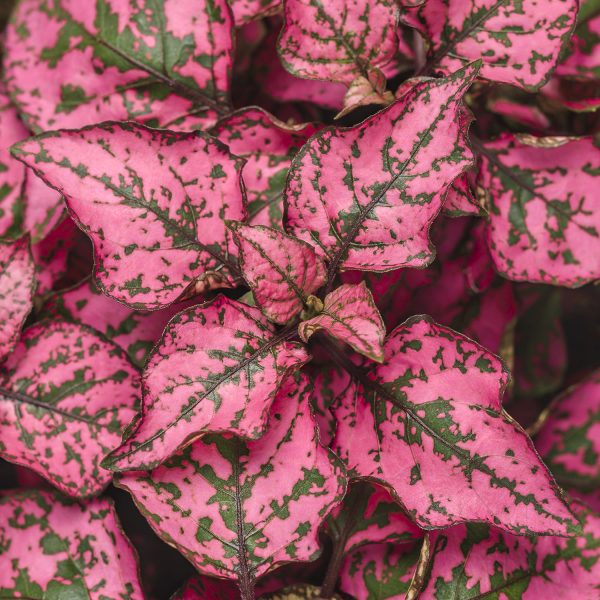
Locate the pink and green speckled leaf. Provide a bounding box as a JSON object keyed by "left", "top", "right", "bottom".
{"left": 115, "top": 374, "right": 346, "bottom": 593}
{"left": 479, "top": 135, "right": 600, "bottom": 287}
{"left": 213, "top": 108, "right": 316, "bottom": 229}
{"left": 104, "top": 295, "right": 309, "bottom": 472}
{"left": 229, "top": 223, "right": 326, "bottom": 324}
{"left": 444, "top": 173, "right": 482, "bottom": 217}
{"left": 535, "top": 371, "right": 600, "bottom": 491}
{"left": 229, "top": 0, "right": 281, "bottom": 25}
{"left": 13, "top": 122, "right": 246, "bottom": 309}
{"left": 0, "top": 489, "right": 143, "bottom": 599}
{"left": 0, "top": 321, "right": 140, "bottom": 498}
{"left": 4, "top": 0, "right": 234, "bottom": 132}
{"left": 420, "top": 501, "right": 600, "bottom": 599}
{"left": 331, "top": 316, "right": 576, "bottom": 536}
{"left": 284, "top": 63, "right": 479, "bottom": 273}
{"left": 299, "top": 282, "right": 386, "bottom": 362}
{"left": 556, "top": 9, "right": 600, "bottom": 80}
{"left": 0, "top": 237, "right": 36, "bottom": 363}
{"left": 403, "top": 0, "right": 578, "bottom": 91}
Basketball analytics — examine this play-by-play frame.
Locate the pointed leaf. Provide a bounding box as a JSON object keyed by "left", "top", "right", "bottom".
{"left": 0, "top": 237, "right": 36, "bottom": 362}
{"left": 332, "top": 315, "right": 576, "bottom": 535}
{"left": 480, "top": 135, "right": 600, "bottom": 287}
{"left": 105, "top": 295, "right": 309, "bottom": 471}
{"left": 284, "top": 63, "right": 479, "bottom": 272}
{"left": 0, "top": 321, "right": 140, "bottom": 498}
{"left": 13, "top": 122, "right": 246, "bottom": 309}
{"left": 0, "top": 490, "right": 143, "bottom": 599}
{"left": 229, "top": 0, "right": 281, "bottom": 25}
{"left": 115, "top": 374, "right": 346, "bottom": 583}
{"left": 4, "top": 0, "right": 234, "bottom": 131}
{"left": 299, "top": 282, "right": 385, "bottom": 362}
{"left": 444, "top": 173, "right": 482, "bottom": 217}
{"left": 404, "top": 0, "right": 578, "bottom": 91}
{"left": 229, "top": 223, "right": 326, "bottom": 324}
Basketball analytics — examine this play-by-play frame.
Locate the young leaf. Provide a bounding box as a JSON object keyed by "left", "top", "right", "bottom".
{"left": 0, "top": 321, "right": 140, "bottom": 498}
{"left": 0, "top": 237, "right": 36, "bottom": 362}
{"left": 404, "top": 0, "right": 578, "bottom": 91}
{"left": 229, "top": 0, "right": 281, "bottom": 25}
{"left": 278, "top": 0, "right": 399, "bottom": 84}
{"left": 299, "top": 282, "right": 386, "bottom": 362}
{"left": 444, "top": 173, "right": 482, "bottom": 217}
{"left": 419, "top": 501, "right": 600, "bottom": 599}
{"left": 284, "top": 63, "right": 480, "bottom": 273}
{"left": 13, "top": 122, "right": 246, "bottom": 309}
{"left": 104, "top": 295, "right": 309, "bottom": 472}
{"left": 115, "top": 375, "right": 346, "bottom": 589}
{"left": 535, "top": 371, "right": 600, "bottom": 491}
{"left": 4, "top": 0, "right": 234, "bottom": 131}
{"left": 331, "top": 315, "right": 576, "bottom": 536}
{"left": 229, "top": 222, "right": 326, "bottom": 324}
{"left": 479, "top": 135, "right": 600, "bottom": 287}
{"left": 0, "top": 489, "right": 143, "bottom": 599}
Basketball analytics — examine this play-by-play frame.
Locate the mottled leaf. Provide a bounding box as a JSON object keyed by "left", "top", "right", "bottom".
{"left": 556, "top": 10, "right": 600, "bottom": 80}
{"left": 299, "top": 282, "right": 385, "bottom": 362}
{"left": 444, "top": 172, "right": 481, "bottom": 217}
{"left": 0, "top": 489, "right": 143, "bottom": 599}
{"left": 229, "top": 0, "right": 280, "bottom": 25}
{"left": 13, "top": 122, "right": 246, "bottom": 309}
{"left": 104, "top": 295, "right": 309, "bottom": 471}
{"left": 0, "top": 321, "right": 140, "bottom": 498}
{"left": 284, "top": 63, "right": 479, "bottom": 272}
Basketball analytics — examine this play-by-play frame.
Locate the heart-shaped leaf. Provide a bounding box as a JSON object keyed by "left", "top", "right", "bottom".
{"left": 331, "top": 315, "right": 576, "bottom": 536}
{"left": 0, "top": 237, "right": 36, "bottom": 363}
{"left": 419, "top": 501, "right": 600, "bottom": 599}
{"left": 479, "top": 134, "right": 600, "bottom": 287}
{"left": 229, "top": 222, "right": 326, "bottom": 324}
{"left": 115, "top": 374, "right": 346, "bottom": 589}
{"left": 284, "top": 63, "right": 479, "bottom": 273}
{"left": 535, "top": 371, "right": 600, "bottom": 491}
{"left": 4, "top": 0, "right": 234, "bottom": 131}
{"left": 403, "top": 0, "right": 578, "bottom": 91}
{"left": 0, "top": 489, "right": 143, "bottom": 599}
{"left": 299, "top": 282, "right": 385, "bottom": 362}
{"left": 0, "top": 321, "right": 140, "bottom": 498}
{"left": 229, "top": 0, "right": 281, "bottom": 25}
{"left": 104, "top": 295, "right": 309, "bottom": 471}
{"left": 13, "top": 122, "right": 247, "bottom": 309}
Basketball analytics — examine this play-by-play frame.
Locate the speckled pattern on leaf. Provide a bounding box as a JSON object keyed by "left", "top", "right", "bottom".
{"left": 229, "top": 0, "right": 281, "bottom": 25}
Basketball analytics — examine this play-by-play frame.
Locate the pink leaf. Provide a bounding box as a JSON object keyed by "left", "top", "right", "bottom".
{"left": 104, "top": 295, "right": 309, "bottom": 471}
{"left": 403, "top": 0, "right": 578, "bottom": 91}
{"left": 480, "top": 134, "right": 600, "bottom": 287}
{"left": 332, "top": 316, "right": 576, "bottom": 535}
{"left": 4, "top": 0, "right": 234, "bottom": 131}
{"left": 299, "top": 282, "right": 386, "bottom": 362}
{"left": 21, "top": 172, "right": 65, "bottom": 244}
{"left": 556, "top": 11, "right": 600, "bottom": 81}
{"left": 115, "top": 374, "right": 346, "bottom": 584}
{"left": 284, "top": 63, "right": 479, "bottom": 272}
{"left": 444, "top": 172, "right": 482, "bottom": 217}
{"left": 278, "top": 0, "right": 399, "bottom": 84}
{"left": 0, "top": 321, "right": 140, "bottom": 498}
{"left": 173, "top": 575, "right": 239, "bottom": 599}
{"left": 0, "top": 489, "right": 143, "bottom": 598}
{"left": 229, "top": 0, "right": 281, "bottom": 25}
{"left": 229, "top": 222, "right": 326, "bottom": 324}
{"left": 0, "top": 237, "right": 36, "bottom": 362}
{"left": 13, "top": 122, "right": 246, "bottom": 309}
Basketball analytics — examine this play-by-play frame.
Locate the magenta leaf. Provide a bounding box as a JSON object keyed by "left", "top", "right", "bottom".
{"left": 299, "top": 282, "right": 386, "bottom": 362}
{"left": 0, "top": 237, "right": 36, "bottom": 363}
{"left": 13, "top": 122, "right": 246, "bottom": 309}
{"left": 535, "top": 371, "right": 600, "bottom": 491}
{"left": 213, "top": 108, "right": 316, "bottom": 228}
{"left": 404, "top": 0, "right": 578, "bottom": 91}
{"left": 4, "top": 0, "right": 234, "bottom": 131}
{"left": 115, "top": 374, "right": 346, "bottom": 590}
{"left": 419, "top": 501, "right": 600, "bottom": 599}
{"left": 332, "top": 316, "right": 576, "bottom": 536}
{"left": 284, "top": 63, "right": 479, "bottom": 273}
{"left": 229, "top": 222, "right": 326, "bottom": 324}
{"left": 0, "top": 489, "right": 143, "bottom": 598}
{"left": 480, "top": 135, "right": 600, "bottom": 287}
{"left": 229, "top": 0, "right": 281, "bottom": 25}
{"left": 444, "top": 173, "right": 481, "bottom": 217}
{"left": 104, "top": 295, "right": 309, "bottom": 471}
{"left": 173, "top": 574, "right": 239, "bottom": 599}
{"left": 0, "top": 321, "right": 139, "bottom": 498}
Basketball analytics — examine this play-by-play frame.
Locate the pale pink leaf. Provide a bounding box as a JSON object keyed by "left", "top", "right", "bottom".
{"left": 13, "top": 122, "right": 246, "bottom": 309}
{"left": 104, "top": 295, "right": 309, "bottom": 471}
{"left": 299, "top": 282, "right": 385, "bottom": 362}
{"left": 22, "top": 172, "right": 65, "bottom": 244}
{"left": 0, "top": 321, "right": 140, "bottom": 498}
